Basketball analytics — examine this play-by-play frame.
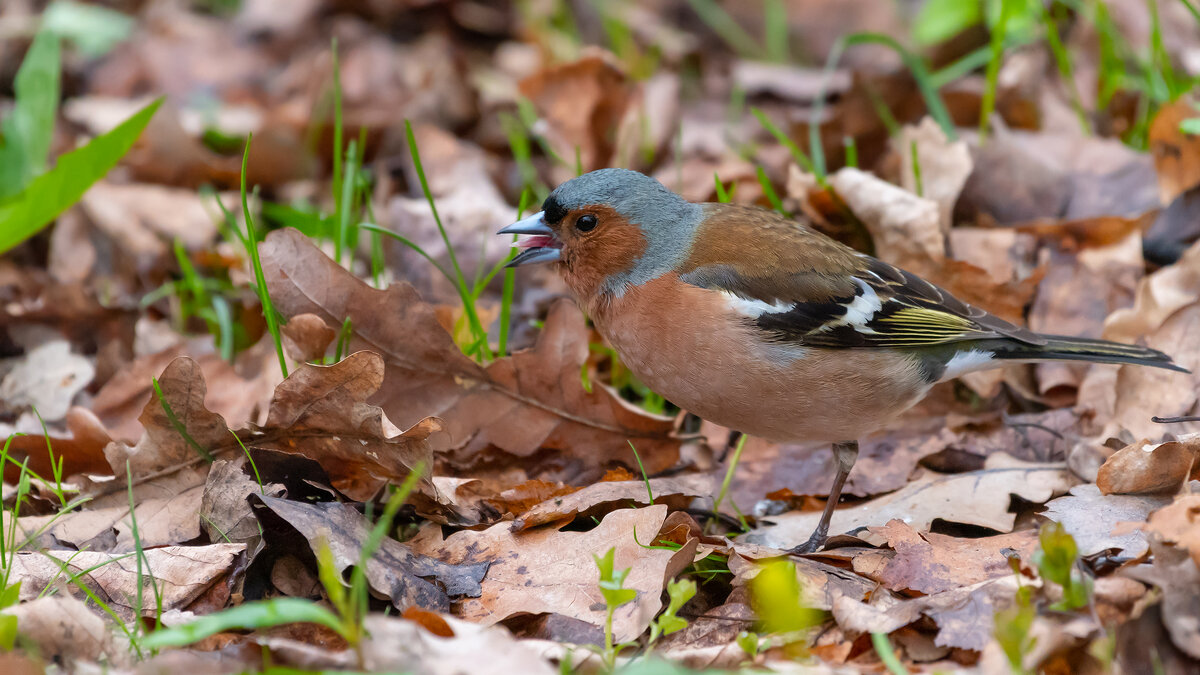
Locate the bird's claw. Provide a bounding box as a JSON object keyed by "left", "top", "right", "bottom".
{"left": 786, "top": 531, "right": 827, "bottom": 555}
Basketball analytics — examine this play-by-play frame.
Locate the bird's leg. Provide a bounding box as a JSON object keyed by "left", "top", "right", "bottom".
{"left": 716, "top": 430, "right": 744, "bottom": 463}
{"left": 787, "top": 440, "right": 858, "bottom": 555}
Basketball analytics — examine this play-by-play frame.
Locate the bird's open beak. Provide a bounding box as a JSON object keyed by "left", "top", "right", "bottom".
{"left": 499, "top": 211, "right": 562, "bottom": 267}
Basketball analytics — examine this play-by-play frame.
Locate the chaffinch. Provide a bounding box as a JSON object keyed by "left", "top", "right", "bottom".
{"left": 499, "top": 168, "right": 1184, "bottom": 552}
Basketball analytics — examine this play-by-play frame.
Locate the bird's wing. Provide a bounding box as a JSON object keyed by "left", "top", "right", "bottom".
{"left": 678, "top": 204, "right": 1045, "bottom": 350}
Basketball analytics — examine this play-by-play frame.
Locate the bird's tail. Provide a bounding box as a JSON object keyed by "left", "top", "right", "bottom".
{"left": 991, "top": 334, "right": 1188, "bottom": 373}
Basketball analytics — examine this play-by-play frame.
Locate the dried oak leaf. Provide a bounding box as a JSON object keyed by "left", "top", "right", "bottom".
{"left": 10, "top": 544, "right": 244, "bottom": 620}
{"left": 518, "top": 52, "right": 634, "bottom": 175}
{"left": 514, "top": 474, "right": 714, "bottom": 530}
{"left": 894, "top": 117, "right": 972, "bottom": 233}
{"left": 1097, "top": 436, "right": 1200, "bottom": 495}
{"left": 254, "top": 495, "right": 487, "bottom": 613}
{"left": 742, "top": 454, "right": 1071, "bottom": 550}
{"left": 1126, "top": 540, "right": 1200, "bottom": 659}
{"left": 247, "top": 350, "right": 441, "bottom": 502}
{"left": 867, "top": 520, "right": 1038, "bottom": 595}
{"left": 281, "top": 313, "right": 337, "bottom": 362}
{"left": 1043, "top": 483, "right": 1180, "bottom": 557}
{"left": 410, "top": 505, "right": 697, "bottom": 643}
{"left": 259, "top": 227, "right": 678, "bottom": 482}
{"left": 832, "top": 575, "right": 1025, "bottom": 651}
{"left": 68, "top": 357, "right": 232, "bottom": 549}
{"left": 3, "top": 594, "right": 121, "bottom": 667}
{"left": 200, "top": 455, "right": 284, "bottom": 548}
{"left": 1108, "top": 302, "right": 1200, "bottom": 440}
{"left": 1143, "top": 495, "right": 1200, "bottom": 570}
{"left": 1, "top": 406, "right": 112, "bottom": 484}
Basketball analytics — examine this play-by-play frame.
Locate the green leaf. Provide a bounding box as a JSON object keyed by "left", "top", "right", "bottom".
{"left": 1181, "top": 117, "right": 1200, "bottom": 136}
{"left": 0, "top": 582, "right": 20, "bottom": 610}
{"left": 914, "top": 0, "right": 983, "bottom": 46}
{"left": 43, "top": 1, "right": 134, "bottom": 57}
{"left": 0, "top": 97, "right": 162, "bottom": 254}
{"left": 652, "top": 577, "right": 696, "bottom": 640}
{"left": 748, "top": 559, "right": 823, "bottom": 635}
{"left": 0, "top": 614, "right": 17, "bottom": 651}
{"left": 0, "top": 29, "right": 61, "bottom": 198}
{"left": 141, "top": 598, "right": 344, "bottom": 649}
{"left": 592, "top": 548, "right": 637, "bottom": 608}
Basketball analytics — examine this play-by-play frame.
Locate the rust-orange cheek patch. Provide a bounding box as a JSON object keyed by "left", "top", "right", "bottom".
{"left": 560, "top": 205, "right": 648, "bottom": 298}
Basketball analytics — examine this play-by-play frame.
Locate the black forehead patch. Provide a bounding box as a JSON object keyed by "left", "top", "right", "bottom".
{"left": 542, "top": 195, "right": 568, "bottom": 224}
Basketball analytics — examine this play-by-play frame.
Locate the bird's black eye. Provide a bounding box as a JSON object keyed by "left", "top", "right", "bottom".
{"left": 575, "top": 214, "right": 598, "bottom": 232}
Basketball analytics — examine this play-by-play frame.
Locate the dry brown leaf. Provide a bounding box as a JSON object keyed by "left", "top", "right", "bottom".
{"left": 1105, "top": 239, "right": 1200, "bottom": 344}
{"left": 1029, "top": 232, "right": 1143, "bottom": 395}
{"left": 259, "top": 227, "right": 679, "bottom": 483}
{"left": 91, "top": 343, "right": 277, "bottom": 443}
{"left": 485, "top": 479, "right": 581, "bottom": 518}
{"left": 518, "top": 52, "right": 633, "bottom": 175}
{"left": 281, "top": 313, "right": 337, "bottom": 363}
{"left": 833, "top": 575, "right": 1026, "bottom": 651}
{"left": 2, "top": 594, "right": 121, "bottom": 667}
{"left": 742, "top": 454, "right": 1072, "bottom": 549}
{"left": 200, "top": 456, "right": 284, "bottom": 547}
{"left": 514, "top": 474, "right": 714, "bottom": 530}
{"left": 10, "top": 544, "right": 244, "bottom": 619}
{"left": 1150, "top": 97, "right": 1200, "bottom": 204}
{"left": 1144, "top": 494, "right": 1200, "bottom": 570}
{"left": 78, "top": 181, "right": 221, "bottom": 268}
{"left": 0, "top": 339, "right": 94, "bottom": 422}
{"left": 867, "top": 520, "right": 1038, "bottom": 594}
{"left": 895, "top": 117, "right": 972, "bottom": 232}
{"left": 1126, "top": 540, "right": 1200, "bottom": 659}
{"left": 412, "top": 505, "right": 696, "bottom": 642}
{"left": 75, "top": 356, "right": 232, "bottom": 548}
{"left": 829, "top": 166, "right": 945, "bottom": 271}
{"left": 361, "top": 614, "right": 557, "bottom": 675}
{"left": 1043, "top": 483, "right": 1181, "bottom": 557}
{"left": 254, "top": 495, "right": 488, "bottom": 612}
{"left": 1109, "top": 302, "right": 1200, "bottom": 439}
{"left": 0, "top": 407, "right": 112, "bottom": 483}
{"left": 1097, "top": 436, "right": 1200, "bottom": 495}
{"left": 957, "top": 135, "right": 1072, "bottom": 225}
{"left": 247, "top": 351, "right": 441, "bottom": 502}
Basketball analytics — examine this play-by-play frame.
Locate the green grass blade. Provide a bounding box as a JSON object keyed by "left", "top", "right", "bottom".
{"left": 403, "top": 120, "right": 492, "bottom": 361}
{"left": 764, "top": 0, "right": 789, "bottom": 62}
{"left": 0, "top": 29, "right": 61, "bottom": 197}
{"left": 239, "top": 134, "right": 289, "bottom": 378}
{"left": 755, "top": 167, "right": 787, "bottom": 214}
{"left": 152, "top": 378, "right": 214, "bottom": 462}
{"left": 142, "top": 598, "right": 345, "bottom": 649}
{"left": 0, "top": 97, "right": 162, "bottom": 253}
{"left": 1041, "top": 3, "right": 1090, "bottom": 135}
{"left": 750, "top": 107, "right": 820, "bottom": 182}
{"left": 872, "top": 632, "right": 910, "bottom": 675}
{"left": 913, "top": 0, "right": 982, "bottom": 46}
{"left": 685, "top": 0, "right": 766, "bottom": 59}
{"left": 979, "top": 0, "right": 1016, "bottom": 141}
{"left": 844, "top": 33, "right": 955, "bottom": 140}
{"left": 330, "top": 37, "right": 344, "bottom": 248}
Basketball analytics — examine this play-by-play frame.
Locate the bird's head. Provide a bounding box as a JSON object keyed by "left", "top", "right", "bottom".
{"left": 499, "top": 168, "right": 704, "bottom": 299}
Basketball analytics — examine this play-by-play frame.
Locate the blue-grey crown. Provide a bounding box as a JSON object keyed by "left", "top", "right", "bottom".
{"left": 544, "top": 169, "right": 703, "bottom": 295}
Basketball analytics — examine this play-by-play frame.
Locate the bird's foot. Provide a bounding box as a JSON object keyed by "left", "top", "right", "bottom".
{"left": 786, "top": 530, "right": 828, "bottom": 555}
